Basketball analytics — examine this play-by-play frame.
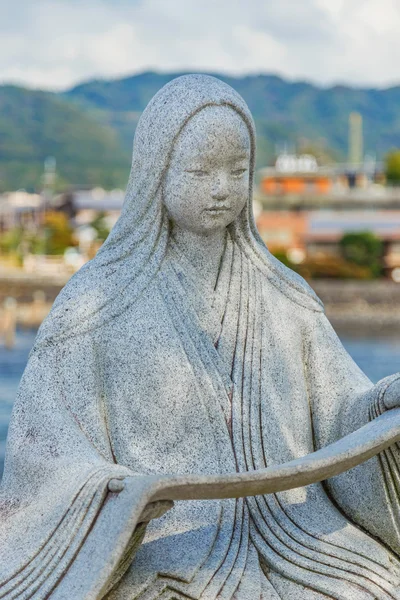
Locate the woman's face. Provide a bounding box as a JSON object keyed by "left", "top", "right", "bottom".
{"left": 163, "top": 105, "right": 251, "bottom": 235}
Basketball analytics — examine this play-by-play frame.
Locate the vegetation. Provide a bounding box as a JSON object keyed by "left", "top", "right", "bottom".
{"left": 42, "top": 212, "right": 77, "bottom": 255}
{"left": 273, "top": 251, "right": 374, "bottom": 280}
{"left": 339, "top": 231, "right": 384, "bottom": 278}
{"left": 2, "top": 71, "right": 400, "bottom": 190}
{"left": 90, "top": 212, "right": 111, "bottom": 242}
{"left": 274, "top": 230, "right": 384, "bottom": 279}
{"left": 385, "top": 150, "right": 400, "bottom": 185}
{"left": 0, "top": 211, "right": 77, "bottom": 260}
{"left": 0, "top": 86, "right": 130, "bottom": 192}
{"left": 65, "top": 71, "right": 400, "bottom": 169}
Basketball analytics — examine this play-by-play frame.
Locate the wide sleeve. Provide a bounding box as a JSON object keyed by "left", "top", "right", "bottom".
{"left": 304, "top": 310, "right": 400, "bottom": 556}
{"left": 0, "top": 335, "right": 154, "bottom": 600}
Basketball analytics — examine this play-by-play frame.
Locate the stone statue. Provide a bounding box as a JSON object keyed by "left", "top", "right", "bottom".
{"left": 2, "top": 75, "right": 400, "bottom": 600}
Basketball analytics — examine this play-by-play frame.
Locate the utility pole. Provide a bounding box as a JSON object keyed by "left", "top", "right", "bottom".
{"left": 41, "top": 157, "right": 56, "bottom": 256}
{"left": 348, "top": 112, "right": 363, "bottom": 166}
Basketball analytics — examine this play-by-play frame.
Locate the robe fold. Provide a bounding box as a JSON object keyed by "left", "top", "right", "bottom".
{"left": 2, "top": 232, "right": 400, "bottom": 600}
{"left": 2, "top": 73, "right": 400, "bottom": 600}
{"left": 109, "top": 234, "right": 400, "bottom": 600}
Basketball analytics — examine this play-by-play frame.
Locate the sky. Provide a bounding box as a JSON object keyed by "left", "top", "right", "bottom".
{"left": 1, "top": 0, "right": 400, "bottom": 91}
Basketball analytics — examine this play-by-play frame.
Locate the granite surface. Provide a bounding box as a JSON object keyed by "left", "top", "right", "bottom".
{"left": 1, "top": 75, "right": 400, "bottom": 600}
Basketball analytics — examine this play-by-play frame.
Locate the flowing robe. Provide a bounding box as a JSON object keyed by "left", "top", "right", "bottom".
{"left": 2, "top": 235, "right": 400, "bottom": 600}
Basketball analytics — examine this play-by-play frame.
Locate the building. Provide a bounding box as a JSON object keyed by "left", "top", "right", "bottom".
{"left": 260, "top": 154, "right": 334, "bottom": 196}
{"left": 306, "top": 210, "right": 400, "bottom": 256}
{"left": 256, "top": 210, "right": 307, "bottom": 252}
{"left": 255, "top": 152, "right": 400, "bottom": 279}
{"left": 56, "top": 187, "right": 125, "bottom": 229}
{"left": 258, "top": 153, "right": 383, "bottom": 208}
{"left": 0, "top": 191, "right": 43, "bottom": 232}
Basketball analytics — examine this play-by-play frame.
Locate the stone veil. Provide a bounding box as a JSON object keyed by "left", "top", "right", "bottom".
{"left": 1, "top": 75, "right": 400, "bottom": 600}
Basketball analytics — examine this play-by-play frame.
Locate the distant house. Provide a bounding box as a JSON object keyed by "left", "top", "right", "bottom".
{"left": 56, "top": 187, "right": 125, "bottom": 228}
{"left": 0, "top": 191, "right": 42, "bottom": 232}
{"left": 260, "top": 154, "right": 334, "bottom": 196}
{"left": 258, "top": 153, "right": 384, "bottom": 208}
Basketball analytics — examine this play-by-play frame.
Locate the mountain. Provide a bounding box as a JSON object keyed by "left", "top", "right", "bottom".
{"left": 1, "top": 72, "right": 400, "bottom": 191}
{"left": 0, "top": 86, "right": 130, "bottom": 192}
{"left": 64, "top": 72, "right": 400, "bottom": 167}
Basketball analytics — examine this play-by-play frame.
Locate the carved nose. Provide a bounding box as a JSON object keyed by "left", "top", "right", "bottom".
{"left": 211, "top": 177, "right": 229, "bottom": 201}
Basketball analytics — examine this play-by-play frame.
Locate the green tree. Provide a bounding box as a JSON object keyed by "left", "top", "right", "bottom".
{"left": 43, "top": 211, "right": 77, "bottom": 255}
{"left": 385, "top": 150, "right": 400, "bottom": 185}
{"left": 90, "top": 212, "right": 110, "bottom": 242}
{"left": 0, "top": 228, "right": 24, "bottom": 254}
{"left": 339, "top": 231, "right": 384, "bottom": 278}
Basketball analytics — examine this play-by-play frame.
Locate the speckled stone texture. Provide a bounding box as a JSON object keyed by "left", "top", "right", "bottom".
{"left": 2, "top": 74, "right": 400, "bottom": 600}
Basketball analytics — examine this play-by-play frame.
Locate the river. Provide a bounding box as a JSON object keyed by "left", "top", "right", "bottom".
{"left": 0, "top": 327, "right": 400, "bottom": 477}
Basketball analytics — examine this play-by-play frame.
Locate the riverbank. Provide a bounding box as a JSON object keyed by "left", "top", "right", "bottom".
{"left": 0, "top": 272, "right": 399, "bottom": 330}
{"left": 0, "top": 271, "right": 67, "bottom": 332}
{"left": 0, "top": 270, "right": 69, "bottom": 303}
{"left": 311, "top": 281, "right": 400, "bottom": 330}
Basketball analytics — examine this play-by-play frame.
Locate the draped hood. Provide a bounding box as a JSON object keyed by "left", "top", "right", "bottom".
{"left": 35, "top": 74, "right": 322, "bottom": 349}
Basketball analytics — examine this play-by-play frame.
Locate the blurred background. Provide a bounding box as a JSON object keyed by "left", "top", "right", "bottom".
{"left": 1, "top": 0, "right": 400, "bottom": 475}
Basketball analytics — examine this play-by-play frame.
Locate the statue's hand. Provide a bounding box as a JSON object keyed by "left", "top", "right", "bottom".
{"left": 138, "top": 500, "right": 174, "bottom": 523}
{"left": 108, "top": 478, "right": 174, "bottom": 523}
{"left": 381, "top": 376, "right": 400, "bottom": 411}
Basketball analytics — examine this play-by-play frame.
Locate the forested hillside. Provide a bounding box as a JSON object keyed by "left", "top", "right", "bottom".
{"left": 1, "top": 72, "right": 400, "bottom": 191}
{"left": 66, "top": 72, "right": 400, "bottom": 164}
{"left": 0, "top": 86, "right": 130, "bottom": 191}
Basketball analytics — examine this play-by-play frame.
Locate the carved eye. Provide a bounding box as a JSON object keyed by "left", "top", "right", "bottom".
{"left": 186, "top": 169, "right": 209, "bottom": 177}
{"left": 231, "top": 168, "right": 247, "bottom": 177}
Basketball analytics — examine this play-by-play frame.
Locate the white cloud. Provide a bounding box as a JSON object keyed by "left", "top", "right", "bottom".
{"left": 0, "top": 0, "right": 399, "bottom": 89}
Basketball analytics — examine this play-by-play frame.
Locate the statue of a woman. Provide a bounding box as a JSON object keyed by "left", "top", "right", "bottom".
{"left": 2, "top": 75, "right": 400, "bottom": 600}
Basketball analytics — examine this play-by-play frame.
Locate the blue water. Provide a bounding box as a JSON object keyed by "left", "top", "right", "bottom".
{"left": 0, "top": 329, "right": 37, "bottom": 476}
{"left": 339, "top": 333, "right": 400, "bottom": 383}
{"left": 0, "top": 328, "right": 400, "bottom": 477}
